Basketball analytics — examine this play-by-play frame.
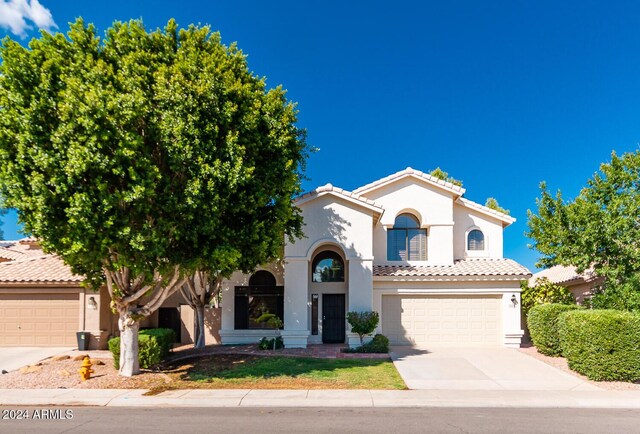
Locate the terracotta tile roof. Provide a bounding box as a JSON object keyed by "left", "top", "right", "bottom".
{"left": 295, "top": 183, "right": 384, "bottom": 211}
{"left": 0, "top": 239, "right": 47, "bottom": 258}
{"left": 373, "top": 258, "right": 531, "bottom": 280}
{"left": 0, "top": 254, "right": 84, "bottom": 284}
{"left": 530, "top": 265, "right": 596, "bottom": 286}
{"left": 456, "top": 197, "right": 515, "bottom": 225}
{"left": 0, "top": 247, "right": 29, "bottom": 261}
{"left": 353, "top": 167, "right": 466, "bottom": 196}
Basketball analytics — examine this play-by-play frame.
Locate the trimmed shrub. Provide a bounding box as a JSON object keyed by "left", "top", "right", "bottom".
{"left": 558, "top": 309, "right": 640, "bottom": 382}
{"left": 108, "top": 328, "right": 176, "bottom": 370}
{"left": 343, "top": 334, "right": 390, "bottom": 354}
{"left": 258, "top": 336, "right": 284, "bottom": 350}
{"left": 528, "top": 303, "right": 580, "bottom": 356}
{"left": 346, "top": 311, "right": 380, "bottom": 344}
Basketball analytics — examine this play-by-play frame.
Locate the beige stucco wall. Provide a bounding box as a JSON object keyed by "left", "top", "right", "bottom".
{"left": 364, "top": 178, "right": 456, "bottom": 266}
{"left": 284, "top": 194, "right": 375, "bottom": 261}
{"left": 452, "top": 204, "right": 504, "bottom": 260}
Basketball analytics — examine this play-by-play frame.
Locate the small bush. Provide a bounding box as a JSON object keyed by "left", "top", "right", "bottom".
{"left": 258, "top": 336, "right": 284, "bottom": 350}
{"left": 108, "top": 328, "right": 176, "bottom": 370}
{"left": 558, "top": 309, "right": 640, "bottom": 382}
{"left": 346, "top": 311, "right": 380, "bottom": 344}
{"left": 343, "top": 334, "right": 389, "bottom": 353}
{"left": 528, "top": 303, "right": 580, "bottom": 356}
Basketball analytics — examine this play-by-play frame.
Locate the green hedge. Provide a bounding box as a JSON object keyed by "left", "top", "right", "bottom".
{"left": 108, "top": 328, "right": 176, "bottom": 370}
{"left": 528, "top": 303, "right": 579, "bottom": 356}
{"left": 558, "top": 309, "right": 640, "bottom": 382}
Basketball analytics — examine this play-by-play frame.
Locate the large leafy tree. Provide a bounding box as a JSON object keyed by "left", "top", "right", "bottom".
{"left": 0, "top": 19, "right": 307, "bottom": 375}
{"left": 527, "top": 150, "right": 640, "bottom": 310}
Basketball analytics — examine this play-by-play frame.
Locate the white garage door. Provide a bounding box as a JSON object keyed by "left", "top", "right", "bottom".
{"left": 0, "top": 293, "right": 79, "bottom": 346}
{"left": 382, "top": 295, "right": 502, "bottom": 346}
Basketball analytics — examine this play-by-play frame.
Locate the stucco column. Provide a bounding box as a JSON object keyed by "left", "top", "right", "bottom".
{"left": 347, "top": 258, "right": 374, "bottom": 347}
{"left": 281, "top": 258, "right": 310, "bottom": 348}
{"left": 502, "top": 291, "right": 524, "bottom": 348}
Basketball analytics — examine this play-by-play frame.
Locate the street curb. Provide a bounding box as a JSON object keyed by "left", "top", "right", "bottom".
{"left": 1, "top": 389, "right": 640, "bottom": 409}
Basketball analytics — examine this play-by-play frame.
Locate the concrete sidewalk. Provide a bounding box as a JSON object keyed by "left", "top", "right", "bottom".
{"left": 1, "top": 388, "right": 640, "bottom": 408}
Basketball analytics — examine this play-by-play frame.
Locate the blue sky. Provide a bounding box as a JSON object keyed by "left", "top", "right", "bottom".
{"left": 2, "top": 1, "right": 640, "bottom": 272}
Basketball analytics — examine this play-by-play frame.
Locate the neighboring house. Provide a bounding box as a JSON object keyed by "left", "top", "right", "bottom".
{"left": 0, "top": 238, "right": 114, "bottom": 349}
{"left": 529, "top": 265, "right": 604, "bottom": 304}
{"left": 219, "top": 168, "right": 531, "bottom": 348}
{"left": 0, "top": 238, "right": 220, "bottom": 349}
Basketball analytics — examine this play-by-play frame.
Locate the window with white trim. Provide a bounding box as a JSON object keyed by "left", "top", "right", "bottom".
{"left": 467, "top": 229, "right": 485, "bottom": 250}
{"left": 387, "top": 214, "right": 427, "bottom": 261}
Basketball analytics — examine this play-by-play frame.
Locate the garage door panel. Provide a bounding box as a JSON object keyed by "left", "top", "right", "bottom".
{"left": 382, "top": 295, "right": 502, "bottom": 347}
{"left": 0, "top": 293, "right": 79, "bottom": 346}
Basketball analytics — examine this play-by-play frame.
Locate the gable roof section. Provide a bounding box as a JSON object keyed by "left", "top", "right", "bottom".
{"left": 374, "top": 258, "right": 530, "bottom": 281}
{"left": 456, "top": 197, "right": 515, "bottom": 226}
{"left": 0, "top": 255, "right": 84, "bottom": 284}
{"left": 353, "top": 167, "right": 466, "bottom": 197}
{"left": 295, "top": 183, "right": 384, "bottom": 215}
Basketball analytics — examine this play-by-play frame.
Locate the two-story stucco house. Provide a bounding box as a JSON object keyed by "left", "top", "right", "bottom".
{"left": 218, "top": 168, "right": 531, "bottom": 349}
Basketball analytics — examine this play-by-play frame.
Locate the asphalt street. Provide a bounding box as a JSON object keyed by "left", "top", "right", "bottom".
{"left": 1, "top": 407, "right": 640, "bottom": 434}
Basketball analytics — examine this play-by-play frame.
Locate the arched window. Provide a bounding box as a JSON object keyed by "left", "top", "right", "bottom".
{"left": 387, "top": 213, "right": 427, "bottom": 261}
{"left": 467, "top": 229, "right": 485, "bottom": 250}
{"left": 312, "top": 251, "right": 345, "bottom": 282}
{"left": 249, "top": 270, "right": 276, "bottom": 286}
{"left": 235, "top": 270, "right": 283, "bottom": 330}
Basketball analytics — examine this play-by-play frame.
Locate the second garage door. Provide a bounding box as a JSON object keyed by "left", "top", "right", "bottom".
{"left": 382, "top": 294, "right": 502, "bottom": 347}
{"left": 0, "top": 293, "right": 79, "bottom": 346}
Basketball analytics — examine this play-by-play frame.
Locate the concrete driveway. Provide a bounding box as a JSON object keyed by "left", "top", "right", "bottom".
{"left": 390, "top": 346, "right": 600, "bottom": 391}
{"left": 0, "top": 347, "right": 72, "bottom": 373}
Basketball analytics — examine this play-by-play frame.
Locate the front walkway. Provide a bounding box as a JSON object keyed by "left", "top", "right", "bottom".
{"left": 390, "top": 346, "right": 599, "bottom": 391}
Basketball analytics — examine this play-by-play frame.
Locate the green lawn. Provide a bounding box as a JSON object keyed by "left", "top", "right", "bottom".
{"left": 158, "top": 354, "right": 406, "bottom": 390}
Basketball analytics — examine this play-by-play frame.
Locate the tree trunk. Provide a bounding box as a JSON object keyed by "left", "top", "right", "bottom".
{"left": 118, "top": 313, "right": 140, "bottom": 377}
{"left": 194, "top": 304, "right": 206, "bottom": 349}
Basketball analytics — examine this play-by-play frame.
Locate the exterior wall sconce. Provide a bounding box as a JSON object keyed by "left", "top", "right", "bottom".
{"left": 510, "top": 294, "right": 518, "bottom": 307}
{"left": 87, "top": 296, "right": 98, "bottom": 310}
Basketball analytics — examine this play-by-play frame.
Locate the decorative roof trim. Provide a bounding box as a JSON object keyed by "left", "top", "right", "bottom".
{"left": 353, "top": 167, "right": 466, "bottom": 197}
{"left": 456, "top": 197, "right": 516, "bottom": 226}
{"left": 295, "top": 183, "right": 384, "bottom": 215}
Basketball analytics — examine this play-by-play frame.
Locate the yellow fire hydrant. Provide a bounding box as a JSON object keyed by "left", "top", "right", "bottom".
{"left": 78, "top": 356, "right": 94, "bottom": 381}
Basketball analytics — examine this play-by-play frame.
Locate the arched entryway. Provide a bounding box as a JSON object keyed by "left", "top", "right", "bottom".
{"left": 309, "top": 246, "right": 348, "bottom": 344}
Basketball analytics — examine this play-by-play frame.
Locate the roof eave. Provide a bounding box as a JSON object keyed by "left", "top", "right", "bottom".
{"left": 355, "top": 172, "right": 466, "bottom": 198}
{"left": 373, "top": 274, "right": 531, "bottom": 282}
{"left": 455, "top": 198, "right": 516, "bottom": 226}
{"left": 295, "top": 190, "right": 384, "bottom": 216}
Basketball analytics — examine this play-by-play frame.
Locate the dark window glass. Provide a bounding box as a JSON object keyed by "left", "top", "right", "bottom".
{"left": 312, "top": 251, "right": 345, "bottom": 282}
{"left": 235, "top": 270, "right": 283, "bottom": 330}
{"left": 387, "top": 214, "right": 427, "bottom": 260}
{"left": 468, "top": 229, "right": 485, "bottom": 250}
{"left": 249, "top": 270, "right": 276, "bottom": 286}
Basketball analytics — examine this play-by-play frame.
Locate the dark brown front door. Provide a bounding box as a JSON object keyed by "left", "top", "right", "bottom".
{"left": 322, "top": 294, "right": 345, "bottom": 343}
